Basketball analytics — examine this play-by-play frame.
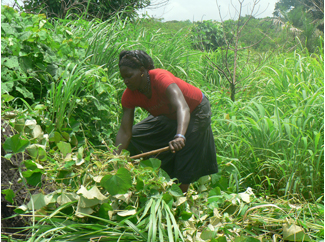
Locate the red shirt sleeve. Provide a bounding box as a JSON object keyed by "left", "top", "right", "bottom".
{"left": 121, "top": 89, "right": 135, "bottom": 109}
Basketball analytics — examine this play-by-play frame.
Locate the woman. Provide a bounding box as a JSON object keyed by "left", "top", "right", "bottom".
{"left": 115, "top": 50, "right": 218, "bottom": 193}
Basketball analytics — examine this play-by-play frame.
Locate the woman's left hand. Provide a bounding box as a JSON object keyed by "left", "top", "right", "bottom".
{"left": 169, "top": 137, "right": 186, "bottom": 153}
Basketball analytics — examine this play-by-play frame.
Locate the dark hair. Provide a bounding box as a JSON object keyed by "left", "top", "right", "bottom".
{"left": 118, "top": 50, "right": 155, "bottom": 70}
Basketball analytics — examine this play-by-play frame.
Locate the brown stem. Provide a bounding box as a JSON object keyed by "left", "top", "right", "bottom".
{"left": 130, "top": 146, "right": 170, "bottom": 159}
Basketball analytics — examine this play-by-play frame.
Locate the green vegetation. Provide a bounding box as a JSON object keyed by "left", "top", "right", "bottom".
{"left": 1, "top": 4, "right": 324, "bottom": 242}
{"left": 21, "top": 0, "right": 152, "bottom": 20}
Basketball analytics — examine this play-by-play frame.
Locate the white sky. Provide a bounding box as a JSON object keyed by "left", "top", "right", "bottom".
{"left": 138, "top": 0, "right": 279, "bottom": 21}
{"left": 2, "top": 0, "right": 279, "bottom": 22}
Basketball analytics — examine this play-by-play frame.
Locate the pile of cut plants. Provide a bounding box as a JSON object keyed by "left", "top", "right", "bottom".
{"left": 1, "top": 111, "right": 323, "bottom": 241}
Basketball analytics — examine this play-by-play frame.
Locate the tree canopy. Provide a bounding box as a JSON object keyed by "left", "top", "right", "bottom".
{"left": 274, "top": 0, "right": 324, "bottom": 31}
{"left": 22, "top": 0, "right": 152, "bottom": 20}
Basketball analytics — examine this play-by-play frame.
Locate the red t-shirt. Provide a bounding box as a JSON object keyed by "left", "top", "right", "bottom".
{"left": 121, "top": 69, "right": 202, "bottom": 119}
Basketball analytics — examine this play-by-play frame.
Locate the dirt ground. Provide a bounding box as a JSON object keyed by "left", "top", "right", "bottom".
{"left": 1, "top": 120, "right": 30, "bottom": 237}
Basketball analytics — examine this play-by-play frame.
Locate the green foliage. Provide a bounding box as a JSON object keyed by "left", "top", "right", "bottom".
{"left": 191, "top": 20, "right": 225, "bottom": 51}
{"left": 210, "top": 49, "right": 324, "bottom": 198}
{"left": 273, "top": 0, "right": 323, "bottom": 52}
{"left": 2, "top": 189, "right": 15, "bottom": 204}
{"left": 1, "top": 5, "right": 88, "bottom": 103}
{"left": 274, "top": 0, "right": 324, "bottom": 30}
{"left": 3, "top": 134, "right": 30, "bottom": 154}
{"left": 22, "top": 0, "right": 150, "bottom": 20}
{"left": 100, "top": 167, "right": 132, "bottom": 195}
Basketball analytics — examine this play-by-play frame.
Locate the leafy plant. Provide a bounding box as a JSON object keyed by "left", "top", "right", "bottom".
{"left": 191, "top": 20, "right": 225, "bottom": 51}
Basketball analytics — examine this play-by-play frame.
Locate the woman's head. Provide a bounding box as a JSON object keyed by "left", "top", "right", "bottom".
{"left": 118, "top": 50, "right": 155, "bottom": 71}
{"left": 119, "top": 50, "right": 154, "bottom": 91}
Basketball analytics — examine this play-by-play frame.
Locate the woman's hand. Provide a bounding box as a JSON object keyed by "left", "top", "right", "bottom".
{"left": 169, "top": 137, "right": 186, "bottom": 153}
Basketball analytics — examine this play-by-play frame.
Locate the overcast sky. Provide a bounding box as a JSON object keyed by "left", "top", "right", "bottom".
{"left": 138, "top": 0, "right": 279, "bottom": 22}
{"left": 2, "top": 0, "right": 278, "bottom": 22}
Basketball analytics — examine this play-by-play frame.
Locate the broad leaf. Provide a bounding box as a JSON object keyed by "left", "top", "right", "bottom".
{"left": 180, "top": 211, "right": 192, "bottom": 220}
{"left": 100, "top": 167, "right": 132, "bottom": 195}
{"left": 3, "top": 134, "right": 30, "bottom": 154}
{"left": 2, "top": 56, "right": 19, "bottom": 69}
{"left": 2, "top": 189, "right": 15, "bottom": 203}
{"left": 283, "top": 224, "right": 311, "bottom": 241}
{"left": 95, "top": 203, "right": 113, "bottom": 220}
{"left": 200, "top": 229, "right": 215, "bottom": 240}
{"left": 27, "top": 144, "right": 47, "bottom": 161}
{"left": 169, "top": 184, "right": 183, "bottom": 197}
{"left": 22, "top": 169, "right": 43, "bottom": 187}
{"left": 140, "top": 158, "right": 161, "bottom": 170}
{"left": 57, "top": 192, "right": 79, "bottom": 205}
{"left": 27, "top": 193, "right": 48, "bottom": 210}
{"left": 15, "top": 86, "right": 34, "bottom": 99}
{"left": 57, "top": 141, "right": 71, "bottom": 157}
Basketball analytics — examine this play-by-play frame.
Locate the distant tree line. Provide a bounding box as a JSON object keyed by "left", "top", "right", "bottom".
{"left": 19, "top": 0, "right": 168, "bottom": 20}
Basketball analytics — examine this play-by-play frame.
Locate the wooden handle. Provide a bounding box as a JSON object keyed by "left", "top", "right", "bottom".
{"left": 130, "top": 146, "right": 170, "bottom": 159}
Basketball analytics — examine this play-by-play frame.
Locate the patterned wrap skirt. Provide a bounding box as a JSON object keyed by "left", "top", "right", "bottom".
{"left": 128, "top": 95, "right": 218, "bottom": 184}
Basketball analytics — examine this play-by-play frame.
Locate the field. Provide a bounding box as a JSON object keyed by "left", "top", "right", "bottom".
{"left": 1, "top": 5, "right": 324, "bottom": 242}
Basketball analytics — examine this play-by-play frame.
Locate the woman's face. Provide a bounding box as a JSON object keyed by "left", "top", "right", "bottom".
{"left": 119, "top": 66, "right": 142, "bottom": 91}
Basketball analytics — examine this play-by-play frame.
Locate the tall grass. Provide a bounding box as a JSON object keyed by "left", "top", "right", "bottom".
{"left": 210, "top": 49, "right": 324, "bottom": 199}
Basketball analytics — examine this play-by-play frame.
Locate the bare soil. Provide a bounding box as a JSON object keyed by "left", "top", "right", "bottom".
{"left": 1, "top": 120, "right": 30, "bottom": 237}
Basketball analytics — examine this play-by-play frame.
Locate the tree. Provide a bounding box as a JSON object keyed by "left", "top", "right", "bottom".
{"left": 273, "top": 0, "right": 323, "bottom": 52}
{"left": 20, "top": 0, "right": 168, "bottom": 20}
{"left": 206, "top": 0, "right": 275, "bottom": 102}
{"left": 191, "top": 20, "right": 225, "bottom": 51}
{"left": 273, "top": 0, "right": 324, "bottom": 32}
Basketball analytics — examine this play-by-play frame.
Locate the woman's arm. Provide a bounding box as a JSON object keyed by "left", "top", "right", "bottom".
{"left": 115, "top": 107, "right": 135, "bottom": 154}
{"left": 166, "top": 83, "right": 190, "bottom": 153}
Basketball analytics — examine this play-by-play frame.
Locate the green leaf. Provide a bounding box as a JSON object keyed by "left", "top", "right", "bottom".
{"left": 158, "top": 169, "right": 170, "bottom": 180}
{"left": 3, "top": 134, "right": 30, "bottom": 154}
{"left": 15, "top": 86, "right": 34, "bottom": 99}
{"left": 24, "top": 160, "right": 38, "bottom": 170}
{"left": 100, "top": 167, "right": 132, "bottom": 196}
{"left": 64, "top": 160, "right": 75, "bottom": 168}
{"left": 209, "top": 187, "right": 221, "bottom": 197}
{"left": 2, "top": 56, "right": 19, "bottom": 69}
{"left": 162, "top": 193, "right": 173, "bottom": 205}
{"left": 180, "top": 211, "right": 192, "bottom": 220}
{"left": 13, "top": 119, "right": 25, "bottom": 133}
{"left": 54, "top": 132, "right": 63, "bottom": 144}
{"left": 57, "top": 141, "right": 71, "bottom": 157}
{"left": 140, "top": 158, "right": 161, "bottom": 170}
{"left": 169, "top": 184, "right": 183, "bottom": 197}
{"left": 4, "top": 154, "right": 12, "bottom": 159}
{"left": 216, "top": 236, "right": 227, "bottom": 242}
{"left": 1, "top": 94, "right": 14, "bottom": 102}
{"left": 22, "top": 169, "right": 43, "bottom": 186}
{"left": 2, "top": 189, "right": 15, "bottom": 203}
{"left": 1, "top": 23, "right": 16, "bottom": 35}
{"left": 1, "top": 81, "right": 14, "bottom": 93}
{"left": 95, "top": 203, "right": 113, "bottom": 220}
{"left": 26, "top": 144, "right": 47, "bottom": 161}
{"left": 136, "top": 177, "right": 144, "bottom": 191}
{"left": 200, "top": 229, "right": 215, "bottom": 240}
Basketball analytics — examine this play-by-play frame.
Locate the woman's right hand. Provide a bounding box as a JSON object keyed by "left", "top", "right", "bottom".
{"left": 169, "top": 137, "right": 186, "bottom": 153}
